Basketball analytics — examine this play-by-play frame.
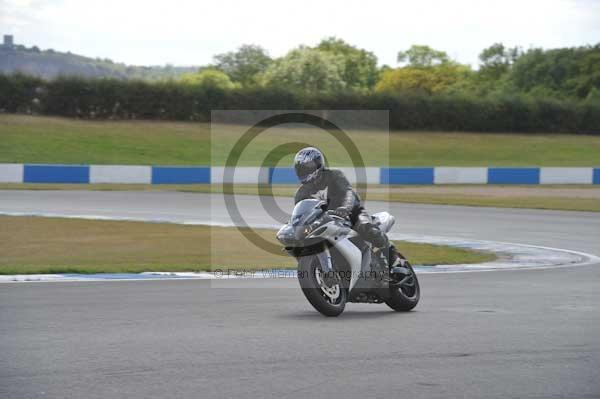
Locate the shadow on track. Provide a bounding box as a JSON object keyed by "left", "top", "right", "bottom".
{"left": 277, "top": 309, "right": 420, "bottom": 320}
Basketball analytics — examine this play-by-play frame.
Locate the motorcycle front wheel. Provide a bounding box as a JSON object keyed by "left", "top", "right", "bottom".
{"left": 297, "top": 256, "right": 347, "bottom": 317}
{"left": 385, "top": 257, "right": 420, "bottom": 312}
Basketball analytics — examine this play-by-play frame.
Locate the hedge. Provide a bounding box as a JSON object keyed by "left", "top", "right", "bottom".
{"left": 1, "top": 74, "right": 598, "bottom": 133}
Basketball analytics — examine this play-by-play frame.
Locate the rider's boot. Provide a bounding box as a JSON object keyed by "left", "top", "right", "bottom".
{"left": 359, "top": 222, "right": 410, "bottom": 277}
{"left": 388, "top": 244, "right": 410, "bottom": 275}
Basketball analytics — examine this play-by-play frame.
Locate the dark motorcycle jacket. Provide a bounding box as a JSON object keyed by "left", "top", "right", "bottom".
{"left": 294, "top": 168, "right": 389, "bottom": 248}
{"left": 294, "top": 168, "right": 362, "bottom": 221}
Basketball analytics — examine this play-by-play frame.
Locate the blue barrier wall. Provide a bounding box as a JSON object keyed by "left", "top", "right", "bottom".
{"left": 269, "top": 168, "right": 299, "bottom": 184}
{"left": 23, "top": 165, "right": 90, "bottom": 184}
{"left": 5, "top": 165, "right": 598, "bottom": 185}
{"left": 380, "top": 168, "right": 434, "bottom": 184}
{"left": 488, "top": 168, "right": 540, "bottom": 184}
{"left": 151, "top": 167, "right": 211, "bottom": 184}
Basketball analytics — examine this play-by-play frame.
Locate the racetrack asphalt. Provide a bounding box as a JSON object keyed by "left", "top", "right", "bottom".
{"left": 1, "top": 190, "right": 599, "bottom": 398}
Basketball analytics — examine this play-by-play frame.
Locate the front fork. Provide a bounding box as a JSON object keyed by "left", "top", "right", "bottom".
{"left": 315, "top": 245, "right": 333, "bottom": 273}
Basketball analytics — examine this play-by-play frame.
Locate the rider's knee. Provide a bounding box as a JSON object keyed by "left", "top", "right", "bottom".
{"left": 369, "top": 228, "right": 388, "bottom": 248}
{"left": 357, "top": 222, "right": 388, "bottom": 248}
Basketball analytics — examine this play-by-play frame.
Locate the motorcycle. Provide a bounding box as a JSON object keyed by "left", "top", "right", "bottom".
{"left": 276, "top": 199, "right": 420, "bottom": 317}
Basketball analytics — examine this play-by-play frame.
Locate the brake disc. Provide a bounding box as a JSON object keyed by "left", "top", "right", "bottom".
{"left": 315, "top": 269, "right": 340, "bottom": 301}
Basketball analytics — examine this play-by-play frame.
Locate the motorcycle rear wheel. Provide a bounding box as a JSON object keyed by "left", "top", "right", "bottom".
{"left": 298, "top": 257, "right": 347, "bottom": 317}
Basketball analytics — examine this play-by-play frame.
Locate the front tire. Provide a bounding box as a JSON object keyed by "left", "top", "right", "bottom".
{"left": 385, "top": 259, "right": 420, "bottom": 312}
{"left": 298, "top": 256, "right": 347, "bottom": 317}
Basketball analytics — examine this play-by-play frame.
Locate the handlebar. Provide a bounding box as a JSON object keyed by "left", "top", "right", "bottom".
{"left": 325, "top": 211, "right": 352, "bottom": 227}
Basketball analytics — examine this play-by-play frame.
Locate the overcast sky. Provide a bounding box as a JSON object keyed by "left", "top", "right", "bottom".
{"left": 1, "top": 0, "right": 599, "bottom": 67}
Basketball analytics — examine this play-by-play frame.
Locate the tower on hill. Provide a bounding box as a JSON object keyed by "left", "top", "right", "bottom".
{"left": 3, "top": 35, "right": 14, "bottom": 47}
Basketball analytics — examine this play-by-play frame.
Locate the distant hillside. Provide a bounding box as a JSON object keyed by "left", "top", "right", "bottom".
{"left": 0, "top": 44, "right": 199, "bottom": 81}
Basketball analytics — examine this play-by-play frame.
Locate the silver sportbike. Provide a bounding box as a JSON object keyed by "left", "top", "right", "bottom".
{"left": 276, "top": 199, "right": 420, "bottom": 317}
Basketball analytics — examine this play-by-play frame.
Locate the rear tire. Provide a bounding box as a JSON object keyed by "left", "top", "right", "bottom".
{"left": 385, "top": 260, "right": 420, "bottom": 312}
{"left": 298, "top": 257, "right": 347, "bottom": 317}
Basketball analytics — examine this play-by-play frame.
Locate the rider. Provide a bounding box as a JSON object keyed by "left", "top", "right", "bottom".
{"left": 293, "top": 147, "right": 401, "bottom": 268}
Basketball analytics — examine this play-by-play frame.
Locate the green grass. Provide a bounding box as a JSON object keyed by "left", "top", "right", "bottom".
{"left": 382, "top": 192, "right": 600, "bottom": 212}
{"left": 2, "top": 114, "right": 600, "bottom": 166}
{"left": 0, "top": 215, "right": 495, "bottom": 274}
{"left": 2, "top": 183, "right": 598, "bottom": 212}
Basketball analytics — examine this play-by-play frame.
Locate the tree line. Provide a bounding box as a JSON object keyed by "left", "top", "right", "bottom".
{"left": 0, "top": 38, "right": 599, "bottom": 132}
{"left": 189, "top": 38, "right": 600, "bottom": 102}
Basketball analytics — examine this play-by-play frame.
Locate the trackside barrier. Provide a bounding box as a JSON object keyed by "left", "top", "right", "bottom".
{"left": 24, "top": 165, "right": 90, "bottom": 184}
{"left": 487, "top": 168, "right": 540, "bottom": 185}
{"left": 381, "top": 168, "right": 434, "bottom": 184}
{"left": 594, "top": 168, "right": 600, "bottom": 184}
{"left": 90, "top": 165, "right": 151, "bottom": 184}
{"left": 151, "top": 167, "right": 211, "bottom": 184}
{"left": 0, "top": 165, "right": 599, "bottom": 185}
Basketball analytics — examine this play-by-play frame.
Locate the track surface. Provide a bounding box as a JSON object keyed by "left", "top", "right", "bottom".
{"left": 1, "top": 190, "right": 600, "bottom": 398}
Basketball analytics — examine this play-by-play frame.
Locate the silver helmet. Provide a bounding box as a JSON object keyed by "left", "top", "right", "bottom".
{"left": 294, "top": 147, "right": 325, "bottom": 183}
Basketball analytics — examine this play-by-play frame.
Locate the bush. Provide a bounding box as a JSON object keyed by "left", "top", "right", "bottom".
{"left": 0, "top": 73, "right": 45, "bottom": 113}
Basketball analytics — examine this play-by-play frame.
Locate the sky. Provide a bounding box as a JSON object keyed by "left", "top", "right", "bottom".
{"left": 1, "top": 0, "right": 599, "bottom": 67}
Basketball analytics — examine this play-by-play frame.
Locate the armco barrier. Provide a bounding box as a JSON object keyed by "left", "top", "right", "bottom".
{"left": 1, "top": 164, "right": 599, "bottom": 185}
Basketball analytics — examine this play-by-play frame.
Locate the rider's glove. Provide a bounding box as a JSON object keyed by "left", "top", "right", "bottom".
{"left": 328, "top": 207, "right": 351, "bottom": 219}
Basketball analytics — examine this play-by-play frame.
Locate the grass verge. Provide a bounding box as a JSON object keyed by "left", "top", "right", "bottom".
{"left": 382, "top": 193, "right": 600, "bottom": 212}
{"left": 0, "top": 216, "right": 495, "bottom": 274}
{"left": 2, "top": 114, "right": 600, "bottom": 166}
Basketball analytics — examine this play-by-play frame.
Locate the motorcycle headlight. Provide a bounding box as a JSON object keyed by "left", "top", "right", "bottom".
{"left": 303, "top": 221, "right": 323, "bottom": 238}
{"left": 276, "top": 224, "right": 296, "bottom": 245}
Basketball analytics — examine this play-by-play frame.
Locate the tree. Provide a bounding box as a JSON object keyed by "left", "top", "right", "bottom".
{"left": 180, "top": 69, "right": 236, "bottom": 89}
{"left": 214, "top": 45, "right": 272, "bottom": 86}
{"left": 260, "top": 46, "right": 346, "bottom": 93}
{"left": 316, "top": 37, "right": 379, "bottom": 90}
{"left": 397, "top": 45, "right": 449, "bottom": 67}
{"left": 507, "top": 45, "right": 600, "bottom": 98}
{"left": 478, "top": 43, "right": 521, "bottom": 80}
{"left": 585, "top": 87, "right": 600, "bottom": 104}
{"left": 375, "top": 63, "right": 472, "bottom": 94}
{"left": 575, "top": 45, "right": 600, "bottom": 98}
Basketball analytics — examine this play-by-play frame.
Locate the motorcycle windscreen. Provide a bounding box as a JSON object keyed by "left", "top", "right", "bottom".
{"left": 291, "top": 199, "right": 325, "bottom": 227}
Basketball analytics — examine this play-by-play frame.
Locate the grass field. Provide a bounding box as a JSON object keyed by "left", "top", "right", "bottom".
{"left": 0, "top": 216, "right": 495, "bottom": 274}
{"left": 2, "top": 183, "right": 599, "bottom": 212}
{"left": 2, "top": 114, "right": 600, "bottom": 166}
